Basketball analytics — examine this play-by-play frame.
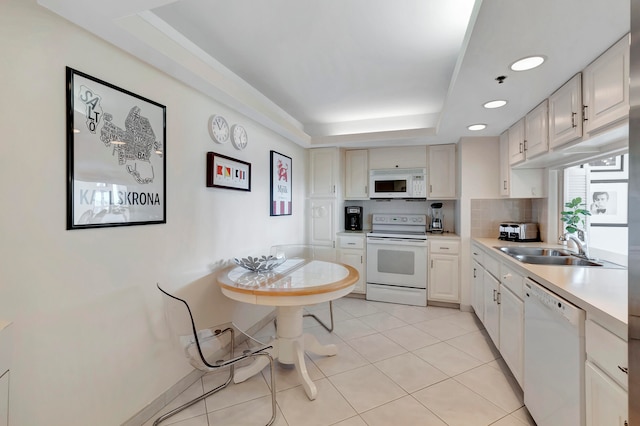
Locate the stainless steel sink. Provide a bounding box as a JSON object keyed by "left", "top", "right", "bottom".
{"left": 494, "top": 246, "right": 626, "bottom": 269}
{"left": 495, "top": 246, "right": 573, "bottom": 257}
{"left": 513, "top": 255, "right": 602, "bottom": 266}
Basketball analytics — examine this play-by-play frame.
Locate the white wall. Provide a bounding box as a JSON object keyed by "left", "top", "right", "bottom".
{"left": 0, "top": 1, "right": 307, "bottom": 424}
{"left": 458, "top": 137, "right": 500, "bottom": 310}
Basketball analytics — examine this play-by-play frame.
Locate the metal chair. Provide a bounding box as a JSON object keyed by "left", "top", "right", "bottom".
{"left": 270, "top": 244, "right": 336, "bottom": 332}
{"left": 155, "top": 284, "right": 276, "bottom": 426}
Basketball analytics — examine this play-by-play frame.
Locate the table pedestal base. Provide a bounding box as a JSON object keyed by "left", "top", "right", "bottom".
{"left": 233, "top": 305, "right": 337, "bottom": 400}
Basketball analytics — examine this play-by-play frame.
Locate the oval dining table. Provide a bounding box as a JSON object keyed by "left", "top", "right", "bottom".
{"left": 215, "top": 258, "right": 358, "bottom": 400}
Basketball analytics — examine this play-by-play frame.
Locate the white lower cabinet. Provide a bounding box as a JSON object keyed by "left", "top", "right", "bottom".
{"left": 498, "top": 285, "right": 524, "bottom": 386}
{"left": 585, "top": 362, "right": 628, "bottom": 426}
{"left": 338, "top": 234, "right": 366, "bottom": 294}
{"left": 482, "top": 270, "right": 500, "bottom": 347}
{"left": 585, "top": 318, "right": 628, "bottom": 426}
{"left": 428, "top": 239, "right": 460, "bottom": 303}
{"left": 471, "top": 259, "right": 484, "bottom": 322}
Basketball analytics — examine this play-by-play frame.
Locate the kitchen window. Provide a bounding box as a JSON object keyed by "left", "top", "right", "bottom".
{"left": 562, "top": 154, "right": 628, "bottom": 255}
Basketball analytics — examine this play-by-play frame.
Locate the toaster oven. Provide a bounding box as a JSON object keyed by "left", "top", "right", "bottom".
{"left": 499, "top": 222, "right": 539, "bottom": 242}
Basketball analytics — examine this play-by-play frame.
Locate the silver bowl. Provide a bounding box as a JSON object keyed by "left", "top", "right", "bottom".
{"left": 233, "top": 255, "right": 286, "bottom": 272}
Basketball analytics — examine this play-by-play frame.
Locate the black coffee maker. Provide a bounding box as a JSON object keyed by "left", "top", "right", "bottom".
{"left": 345, "top": 206, "right": 363, "bottom": 231}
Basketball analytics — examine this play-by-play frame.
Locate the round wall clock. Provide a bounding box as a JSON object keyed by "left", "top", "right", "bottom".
{"left": 230, "top": 124, "right": 248, "bottom": 150}
{"left": 208, "top": 114, "right": 230, "bottom": 144}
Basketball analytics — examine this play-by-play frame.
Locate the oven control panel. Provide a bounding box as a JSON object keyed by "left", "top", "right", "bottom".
{"left": 372, "top": 214, "right": 426, "bottom": 225}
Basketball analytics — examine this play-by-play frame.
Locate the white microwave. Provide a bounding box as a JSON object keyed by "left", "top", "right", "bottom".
{"left": 369, "top": 168, "right": 427, "bottom": 199}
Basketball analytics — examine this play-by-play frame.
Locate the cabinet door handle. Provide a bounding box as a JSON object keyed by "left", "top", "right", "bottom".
{"left": 431, "top": 260, "right": 434, "bottom": 268}
{"left": 519, "top": 142, "right": 523, "bottom": 153}
{"left": 571, "top": 111, "right": 577, "bottom": 128}
{"left": 439, "top": 247, "right": 449, "bottom": 250}
{"left": 523, "top": 140, "right": 528, "bottom": 151}
{"left": 364, "top": 185, "right": 367, "bottom": 194}
{"left": 618, "top": 365, "right": 629, "bottom": 374}
{"left": 493, "top": 289, "right": 497, "bottom": 301}
{"left": 360, "top": 255, "right": 363, "bottom": 263}
{"left": 497, "top": 292, "right": 501, "bottom": 304}
{"left": 503, "top": 180, "right": 507, "bottom": 190}
{"left": 473, "top": 268, "right": 477, "bottom": 278}
{"left": 582, "top": 105, "right": 588, "bottom": 122}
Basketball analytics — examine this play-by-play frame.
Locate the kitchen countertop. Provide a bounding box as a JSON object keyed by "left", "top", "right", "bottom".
{"left": 473, "top": 238, "right": 627, "bottom": 334}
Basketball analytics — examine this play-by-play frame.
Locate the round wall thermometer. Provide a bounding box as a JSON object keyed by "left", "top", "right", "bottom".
{"left": 208, "top": 114, "right": 230, "bottom": 144}
{"left": 230, "top": 124, "right": 248, "bottom": 150}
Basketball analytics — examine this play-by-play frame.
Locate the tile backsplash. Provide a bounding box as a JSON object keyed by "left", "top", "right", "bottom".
{"left": 471, "top": 198, "right": 539, "bottom": 239}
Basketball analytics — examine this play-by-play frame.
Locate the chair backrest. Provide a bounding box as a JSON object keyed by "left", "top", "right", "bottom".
{"left": 157, "top": 284, "right": 231, "bottom": 371}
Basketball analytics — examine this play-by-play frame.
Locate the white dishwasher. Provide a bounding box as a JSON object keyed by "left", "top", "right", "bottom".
{"left": 524, "top": 278, "right": 585, "bottom": 426}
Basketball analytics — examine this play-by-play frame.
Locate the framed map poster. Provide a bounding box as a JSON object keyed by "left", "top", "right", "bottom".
{"left": 206, "top": 152, "right": 251, "bottom": 191}
{"left": 66, "top": 67, "right": 166, "bottom": 229}
{"left": 270, "top": 151, "right": 292, "bottom": 216}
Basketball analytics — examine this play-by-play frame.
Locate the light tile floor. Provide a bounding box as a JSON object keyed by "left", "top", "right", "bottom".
{"left": 144, "top": 298, "right": 536, "bottom": 426}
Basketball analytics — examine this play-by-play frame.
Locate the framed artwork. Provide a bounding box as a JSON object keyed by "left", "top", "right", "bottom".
{"left": 66, "top": 67, "right": 166, "bottom": 230}
{"left": 270, "top": 151, "right": 292, "bottom": 216}
{"left": 589, "top": 155, "right": 623, "bottom": 172}
{"left": 206, "top": 152, "right": 251, "bottom": 191}
{"left": 589, "top": 181, "right": 628, "bottom": 226}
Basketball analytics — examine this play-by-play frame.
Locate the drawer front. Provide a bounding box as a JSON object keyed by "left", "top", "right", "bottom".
{"left": 339, "top": 235, "right": 364, "bottom": 249}
{"left": 429, "top": 239, "right": 459, "bottom": 254}
{"left": 483, "top": 253, "right": 500, "bottom": 279}
{"left": 471, "top": 244, "right": 484, "bottom": 265}
{"left": 586, "top": 319, "right": 628, "bottom": 390}
{"left": 500, "top": 263, "right": 524, "bottom": 299}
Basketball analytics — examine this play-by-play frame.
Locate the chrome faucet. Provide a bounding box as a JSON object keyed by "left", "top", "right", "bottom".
{"left": 564, "top": 232, "right": 590, "bottom": 259}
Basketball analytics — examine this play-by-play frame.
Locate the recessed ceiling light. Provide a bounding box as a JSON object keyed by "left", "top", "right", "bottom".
{"left": 468, "top": 124, "right": 487, "bottom": 131}
{"left": 483, "top": 100, "right": 508, "bottom": 109}
{"left": 510, "top": 55, "right": 545, "bottom": 71}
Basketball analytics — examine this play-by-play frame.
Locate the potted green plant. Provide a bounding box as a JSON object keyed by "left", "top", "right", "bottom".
{"left": 560, "top": 197, "right": 591, "bottom": 240}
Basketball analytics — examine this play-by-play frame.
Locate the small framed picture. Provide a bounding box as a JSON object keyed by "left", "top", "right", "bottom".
{"left": 589, "top": 181, "right": 628, "bottom": 226}
{"left": 66, "top": 67, "right": 166, "bottom": 230}
{"left": 588, "top": 155, "right": 623, "bottom": 172}
{"left": 206, "top": 152, "right": 251, "bottom": 191}
{"left": 270, "top": 151, "right": 292, "bottom": 216}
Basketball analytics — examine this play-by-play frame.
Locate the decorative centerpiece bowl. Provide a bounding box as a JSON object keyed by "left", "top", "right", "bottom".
{"left": 233, "top": 255, "right": 286, "bottom": 273}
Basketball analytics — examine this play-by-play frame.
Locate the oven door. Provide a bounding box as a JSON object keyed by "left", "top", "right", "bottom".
{"left": 366, "top": 237, "right": 428, "bottom": 288}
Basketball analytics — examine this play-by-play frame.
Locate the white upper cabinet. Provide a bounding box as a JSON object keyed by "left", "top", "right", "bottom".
{"left": 499, "top": 131, "right": 510, "bottom": 196}
{"left": 523, "top": 99, "right": 549, "bottom": 159}
{"left": 427, "top": 144, "right": 457, "bottom": 199}
{"left": 508, "top": 118, "right": 526, "bottom": 166}
{"left": 309, "top": 147, "right": 339, "bottom": 198}
{"left": 368, "top": 146, "right": 427, "bottom": 169}
{"left": 583, "top": 35, "right": 630, "bottom": 135}
{"left": 344, "top": 149, "right": 368, "bottom": 200}
{"left": 549, "top": 73, "right": 583, "bottom": 149}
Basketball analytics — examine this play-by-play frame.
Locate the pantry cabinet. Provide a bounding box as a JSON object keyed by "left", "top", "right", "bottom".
{"left": 427, "top": 144, "right": 457, "bottom": 199}
{"left": 428, "top": 238, "right": 460, "bottom": 303}
{"left": 549, "top": 73, "right": 583, "bottom": 148}
{"left": 308, "top": 148, "right": 340, "bottom": 251}
{"left": 583, "top": 35, "right": 630, "bottom": 135}
{"left": 344, "top": 149, "right": 369, "bottom": 200}
{"left": 309, "top": 148, "right": 339, "bottom": 198}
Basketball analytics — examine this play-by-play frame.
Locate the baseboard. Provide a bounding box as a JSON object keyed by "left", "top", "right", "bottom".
{"left": 122, "top": 311, "right": 277, "bottom": 426}
{"left": 121, "top": 368, "right": 203, "bottom": 426}
{"left": 427, "top": 300, "right": 460, "bottom": 309}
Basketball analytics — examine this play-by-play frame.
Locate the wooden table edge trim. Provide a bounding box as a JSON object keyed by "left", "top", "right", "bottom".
{"left": 216, "top": 262, "right": 359, "bottom": 297}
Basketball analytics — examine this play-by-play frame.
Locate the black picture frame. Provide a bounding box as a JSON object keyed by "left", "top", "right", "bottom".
{"left": 270, "top": 151, "right": 292, "bottom": 216}
{"left": 66, "top": 67, "right": 166, "bottom": 229}
{"left": 206, "top": 152, "right": 251, "bottom": 191}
